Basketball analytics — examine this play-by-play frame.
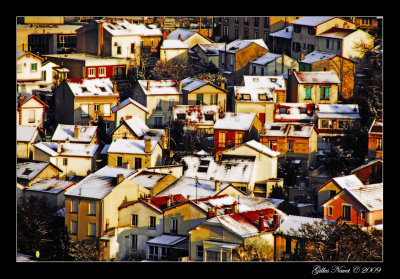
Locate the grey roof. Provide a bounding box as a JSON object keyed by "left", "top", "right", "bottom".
{"left": 26, "top": 178, "right": 75, "bottom": 194}
{"left": 300, "top": 51, "right": 336, "bottom": 64}
{"left": 17, "top": 161, "right": 56, "bottom": 181}
{"left": 51, "top": 124, "right": 97, "bottom": 143}
{"left": 17, "top": 125, "right": 39, "bottom": 142}
{"left": 292, "top": 16, "right": 336, "bottom": 27}
{"left": 251, "top": 52, "right": 282, "bottom": 66}
{"left": 167, "top": 28, "right": 197, "bottom": 41}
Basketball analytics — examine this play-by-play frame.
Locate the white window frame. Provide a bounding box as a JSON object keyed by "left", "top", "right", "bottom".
{"left": 98, "top": 67, "right": 106, "bottom": 77}
{"left": 149, "top": 216, "right": 156, "bottom": 229}
{"left": 103, "top": 104, "right": 111, "bottom": 116}
{"left": 171, "top": 218, "right": 178, "bottom": 233}
{"left": 31, "top": 63, "right": 37, "bottom": 72}
{"left": 88, "top": 67, "right": 96, "bottom": 78}
{"left": 131, "top": 214, "right": 138, "bottom": 226}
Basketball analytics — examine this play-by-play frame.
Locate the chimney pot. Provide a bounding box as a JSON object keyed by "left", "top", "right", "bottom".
{"left": 220, "top": 79, "right": 225, "bottom": 90}
{"left": 117, "top": 173, "right": 124, "bottom": 184}
{"left": 144, "top": 139, "right": 152, "bottom": 153}
{"left": 215, "top": 180, "right": 220, "bottom": 192}
{"left": 147, "top": 80, "right": 150, "bottom": 91}
{"left": 259, "top": 214, "right": 265, "bottom": 232}
{"left": 74, "top": 125, "right": 79, "bottom": 138}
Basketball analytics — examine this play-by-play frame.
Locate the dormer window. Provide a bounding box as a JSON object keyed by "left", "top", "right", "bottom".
{"left": 300, "top": 108, "right": 308, "bottom": 114}
{"left": 177, "top": 113, "right": 186, "bottom": 120}
{"left": 81, "top": 86, "right": 88, "bottom": 92}
{"left": 242, "top": 94, "right": 251, "bottom": 100}
{"left": 279, "top": 108, "right": 288, "bottom": 114}
{"left": 258, "top": 94, "right": 267, "bottom": 101}
{"left": 98, "top": 86, "right": 106, "bottom": 92}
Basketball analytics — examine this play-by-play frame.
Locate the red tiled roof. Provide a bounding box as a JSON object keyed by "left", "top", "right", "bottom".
{"left": 150, "top": 194, "right": 186, "bottom": 209}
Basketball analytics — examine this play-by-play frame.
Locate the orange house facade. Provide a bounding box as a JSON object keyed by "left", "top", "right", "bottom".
{"left": 368, "top": 118, "right": 383, "bottom": 161}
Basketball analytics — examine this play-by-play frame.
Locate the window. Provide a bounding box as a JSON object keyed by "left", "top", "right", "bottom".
{"left": 117, "top": 46, "right": 121, "bottom": 55}
{"left": 360, "top": 211, "right": 366, "bottom": 220}
{"left": 161, "top": 247, "right": 169, "bottom": 260}
{"left": 205, "top": 114, "right": 214, "bottom": 121}
{"left": 223, "top": 25, "right": 229, "bottom": 37}
{"left": 94, "top": 104, "right": 100, "bottom": 112}
{"left": 235, "top": 132, "right": 243, "bottom": 146}
{"left": 81, "top": 86, "right": 89, "bottom": 92}
{"left": 168, "top": 99, "right": 174, "bottom": 111}
{"left": 288, "top": 140, "right": 294, "bottom": 151}
{"left": 244, "top": 17, "right": 249, "bottom": 25}
{"left": 28, "top": 110, "right": 35, "bottom": 123}
{"left": 117, "top": 156, "right": 123, "bottom": 167}
{"left": 88, "top": 68, "right": 95, "bottom": 77}
{"left": 308, "top": 27, "right": 315, "bottom": 35}
{"left": 320, "top": 119, "right": 329, "bottom": 129}
{"left": 154, "top": 116, "right": 163, "bottom": 128}
{"left": 197, "top": 245, "right": 204, "bottom": 259}
{"left": 98, "top": 67, "right": 106, "bottom": 77}
{"left": 242, "top": 94, "right": 251, "bottom": 100}
{"left": 338, "top": 120, "right": 348, "bottom": 129}
{"left": 279, "top": 107, "right": 287, "bottom": 114}
{"left": 131, "top": 43, "right": 135, "bottom": 54}
{"left": 131, "top": 234, "right": 137, "bottom": 250}
{"left": 293, "top": 25, "right": 301, "bottom": 33}
{"left": 171, "top": 218, "right": 178, "bottom": 233}
{"left": 305, "top": 86, "right": 312, "bottom": 99}
{"left": 71, "top": 199, "right": 78, "bottom": 213}
{"left": 196, "top": 94, "right": 204, "bottom": 105}
{"left": 320, "top": 87, "right": 330, "bottom": 100}
{"left": 342, "top": 205, "right": 351, "bottom": 221}
{"left": 292, "top": 42, "right": 301, "bottom": 52}
{"left": 31, "top": 63, "right": 37, "bottom": 72}
{"left": 88, "top": 223, "right": 96, "bottom": 236}
{"left": 285, "top": 237, "right": 292, "bottom": 254}
{"left": 134, "top": 158, "right": 142, "bottom": 169}
{"left": 210, "top": 94, "right": 218, "bottom": 105}
{"left": 81, "top": 104, "right": 89, "bottom": 118}
{"left": 300, "top": 108, "right": 308, "bottom": 114}
{"left": 218, "top": 132, "right": 226, "bottom": 148}
{"left": 329, "top": 190, "right": 336, "bottom": 198}
{"left": 337, "top": 41, "right": 341, "bottom": 50}
{"left": 42, "top": 70, "right": 46, "bottom": 81}
{"left": 148, "top": 245, "right": 158, "bottom": 260}
{"left": 131, "top": 214, "right": 138, "bottom": 226}
{"left": 177, "top": 113, "right": 186, "bottom": 120}
{"left": 229, "top": 55, "right": 234, "bottom": 67}
{"left": 328, "top": 206, "right": 333, "bottom": 216}
{"left": 244, "top": 28, "right": 249, "bottom": 39}
{"left": 326, "top": 39, "right": 330, "bottom": 49}
{"left": 103, "top": 104, "right": 111, "bottom": 116}
{"left": 234, "top": 27, "right": 239, "bottom": 39}
{"left": 376, "top": 138, "right": 382, "bottom": 151}
{"left": 156, "top": 99, "right": 162, "bottom": 111}
{"left": 89, "top": 201, "right": 96, "bottom": 215}
{"left": 269, "top": 140, "right": 277, "bottom": 150}
{"left": 149, "top": 216, "right": 156, "bottom": 229}
{"left": 307, "top": 44, "right": 314, "bottom": 53}
{"left": 71, "top": 220, "right": 78, "bottom": 234}
{"left": 258, "top": 94, "right": 267, "bottom": 101}
{"left": 63, "top": 158, "right": 68, "bottom": 166}
{"left": 17, "top": 63, "right": 22, "bottom": 73}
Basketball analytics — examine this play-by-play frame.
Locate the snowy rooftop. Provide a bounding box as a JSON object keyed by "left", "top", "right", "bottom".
{"left": 369, "top": 118, "right": 383, "bottom": 136}
{"left": 102, "top": 20, "right": 162, "bottom": 36}
{"left": 274, "top": 103, "right": 314, "bottom": 122}
{"left": 161, "top": 39, "right": 190, "bottom": 49}
{"left": 224, "top": 39, "right": 268, "bottom": 53}
{"left": 106, "top": 139, "right": 158, "bottom": 154}
{"left": 167, "top": 28, "right": 197, "bottom": 41}
{"left": 351, "top": 158, "right": 382, "bottom": 174}
{"left": 26, "top": 178, "right": 75, "bottom": 194}
{"left": 111, "top": 97, "right": 149, "bottom": 113}
{"left": 300, "top": 50, "right": 336, "bottom": 64}
{"left": 346, "top": 183, "right": 383, "bottom": 212}
{"left": 146, "top": 234, "right": 187, "bottom": 246}
{"left": 294, "top": 71, "right": 340, "bottom": 84}
{"left": 17, "top": 125, "right": 38, "bottom": 142}
{"left": 34, "top": 142, "right": 99, "bottom": 157}
{"left": 316, "top": 104, "right": 360, "bottom": 119}
{"left": 292, "top": 16, "right": 336, "bottom": 27}
{"left": 241, "top": 140, "right": 281, "bottom": 157}
{"left": 197, "top": 43, "right": 226, "bottom": 55}
{"left": 122, "top": 116, "right": 150, "bottom": 138}
{"left": 242, "top": 75, "right": 286, "bottom": 90}
{"left": 172, "top": 105, "right": 220, "bottom": 127}
{"left": 181, "top": 77, "right": 215, "bottom": 92}
{"left": 17, "top": 161, "right": 56, "bottom": 181}
{"left": 65, "top": 166, "right": 136, "bottom": 199}
{"left": 332, "top": 174, "right": 364, "bottom": 190}
{"left": 213, "top": 112, "right": 256, "bottom": 131}
{"left": 182, "top": 155, "right": 255, "bottom": 183}
{"left": 128, "top": 170, "right": 169, "bottom": 189}
{"left": 274, "top": 215, "right": 331, "bottom": 235}
{"left": 51, "top": 124, "right": 97, "bottom": 143}
{"left": 155, "top": 176, "right": 230, "bottom": 199}
{"left": 269, "top": 26, "right": 293, "bottom": 39}
{"left": 138, "top": 80, "right": 182, "bottom": 95}
{"left": 287, "top": 123, "right": 315, "bottom": 138}
{"left": 66, "top": 78, "right": 118, "bottom": 97}
{"left": 263, "top": 123, "right": 288, "bottom": 137}
{"left": 234, "top": 86, "right": 274, "bottom": 102}
{"left": 251, "top": 52, "right": 282, "bottom": 66}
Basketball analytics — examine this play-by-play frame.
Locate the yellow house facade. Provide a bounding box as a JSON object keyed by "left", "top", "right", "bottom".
{"left": 17, "top": 94, "right": 49, "bottom": 129}
{"left": 112, "top": 97, "right": 149, "bottom": 128}
{"left": 64, "top": 166, "right": 148, "bottom": 242}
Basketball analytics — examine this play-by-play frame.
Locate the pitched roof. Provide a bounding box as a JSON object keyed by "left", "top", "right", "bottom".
{"left": 263, "top": 123, "right": 315, "bottom": 138}
{"left": 160, "top": 39, "right": 190, "bottom": 49}
{"left": 34, "top": 142, "right": 99, "bottom": 157}
{"left": 300, "top": 50, "right": 336, "bottom": 64}
{"left": 111, "top": 97, "right": 149, "bottom": 113}
{"left": 241, "top": 140, "right": 280, "bottom": 157}
{"left": 250, "top": 52, "right": 282, "bottom": 66}
{"left": 106, "top": 139, "right": 158, "bottom": 154}
{"left": 17, "top": 125, "right": 39, "bottom": 142}
{"left": 315, "top": 104, "right": 360, "bottom": 119}
{"left": 64, "top": 166, "right": 136, "bottom": 199}
{"left": 51, "top": 124, "right": 97, "bottom": 143}
{"left": 274, "top": 103, "right": 314, "bottom": 122}
{"left": 213, "top": 112, "right": 256, "bottom": 131}
{"left": 137, "top": 80, "right": 181, "bottom": 95}
{"left": 17, "top": 161, "right": 60, "bottom": 181}
{"left": 167, "top": 28, "right": 197, "bottom": 41}
{"left": 122, "top": 117, "right": 150, "bottom": 138}
{"left": 172, "top": 105, "right": 220, "bottom": 127}
{"left": 275, "top": 215, "right": 332, "bottom": 235}
{"left": 269, "top": 26, "right": 293, "bottom": 39}
{"left": 26, "top": 178, "right": 75, "bottom": 194}
{"left": 128, "top": 169, "right": 169, "bottom": 190}
{"left": 368, "top": 118, "right": 383, "bottom": 136}
{"left": 102, "top": 20, "right": 162, "bottom": 36}
{"left": 294, "top": 71, "right": 340, "bottom": 84}
{"left": 317, "top": 174, "right": 364, "bottom": 192}
{"left": 292, "top": 16, "right": 336, "bottom": 27}
{"left": 146, "top": 234, "right": 187, "bottom": 246}
{"left": 345, "top": 183, "right": 383, "bottom": 211}
{"left": 351, "top": 158, "right": 383, "bottom": 174}
{"left": 224, "top": 39, "right": 268, "bottom": 53}
{"left": 65, "top": 78, "right": 118, "bottom": 97}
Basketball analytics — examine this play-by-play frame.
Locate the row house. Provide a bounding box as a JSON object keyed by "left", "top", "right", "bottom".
{"left": 290, "top": 17, "right": 356, "bottom": 60}
{"left": 102, "top": 138, "right": 162, "bottom": 170}
{"left": 160, "top": 39, "right": 190, "bottom": 62}
{"left": 234, "top": 75, "right": 287, "bottom": 125}
{"left": 218, "top": 39, "right": 269, "bottom": 86}
{"left": 166, "top": 28, "right": 213, "bottom": 49}
{"left": 213, "top": 112, "right": 262, "bottom": 153}
{"left": 77, "top": 19, "right": 162, "bottom": 62}
{"left": 259, "top": 122, "right": 318, "bottom": 171}
{"left": 45, "top": 53, "right": 130, "bottom": 82}
{"left": 322, "top": 182, "right": 383, "bottom": 228}
{"left": 33, "top": 141, "right": 100, "bottom": 178}
{"left": 17, "top": 125, "right": 42, "bottom": 159}
{"left": 193, "top": 43, "right": 226, "bottom": 67}
{"left": 63, "top": 166, "right": 138, "bottom": 242}
{"left": 299, "top": 50, "right": 357, "bottom": 100}
{"left": 290, "top": 16, "right": 374, "bottom": 62}
{"left": 368, "top": 118, "right": 383, "bottom": 161}
{"left": 54, "top": 78, "right": 119, "bottom": 133}
{"left": 286, "top": 70, "right": 340, "bottom": 104}
{"left": 313, "top": 104, "right": 361, "bottom": 151}
{"left": 17, "top": 93, "right": 49, "bottom": 130}
{"left": 249, "top": 52, "right": 298, "bottom": 77}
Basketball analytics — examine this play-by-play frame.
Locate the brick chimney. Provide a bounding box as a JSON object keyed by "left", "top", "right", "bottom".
{"left": 144, "top": 139, "right": 152, "bottom": 153}
{"left": 113, "top": 82, "right": 118, "bottom": 94}
{"left": 74, "top": 125, "right": 79, "bottom": 138}
{"left": 117, "top": 173, "right": 124, "bottom": 184}
{"left": 300, "top": 51, "right": 304, "bottom": 61}
{"left": 272, "top": 213, "right": 279, "bottom": 230}
{"left": 232, "top": 201, "right": 238, "bottom": 213}
{"left": 215, "top": 180, "right": 220, "bottom": 192}
{"left": 178, "top": 80, "right": 182, "bottom": 92}
{"left": 167, "top": 195, "right": 172, "bottom": 207}
{"left": 147, "top": 80, "right": 151, "bottom": 91}
{"left": 258, "top": 214, "right": 265, "bottom": 232}
{"left": 220, "top": 79, "right": 225, "bottom": 90}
